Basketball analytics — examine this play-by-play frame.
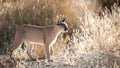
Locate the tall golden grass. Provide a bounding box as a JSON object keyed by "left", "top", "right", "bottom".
{"left": 0, "top": 0, "right": 120, "bottom": 67}
{"left": 0, "top": 0, "right": 119, "bottom": 53}
{"left": 60, "top": 2, "right": 120, "bottom": 67}
{"left": 0, "top": 0, "right": 81, "bottom": 54}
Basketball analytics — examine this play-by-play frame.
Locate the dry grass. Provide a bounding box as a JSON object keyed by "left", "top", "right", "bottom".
{"left": 0, "top": 0, "right": 83, "bottom": 54}
{"left": 60, "top": 2, "right": 120, "bottom": 67}
{"left": 0, "top": 0, "right": 120, "bottom": 68}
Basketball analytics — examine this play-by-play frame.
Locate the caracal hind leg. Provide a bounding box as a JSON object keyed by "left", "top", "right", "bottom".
{"left": 10, "top": 39, "right": 22, "bottom": 52}
{"left": 9, "top": 31, "right": 23, "bottom": 64}
{"left": 10, "top": 30, "right": 24, "bottom": 52}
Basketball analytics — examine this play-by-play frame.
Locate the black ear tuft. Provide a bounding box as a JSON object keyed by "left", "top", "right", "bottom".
{"left": 62, "top": 18, "right": 65, "bottom": 22}
{"left": 57, "top": 18, "right": 65, "bottom": 25}
{"left": 57, "top": 21, "right": 61, "bottom": 25}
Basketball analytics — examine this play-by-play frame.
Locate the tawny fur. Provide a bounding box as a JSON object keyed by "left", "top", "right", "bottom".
{"left": 9, "top": 18, "right": 68, "bottom": 62}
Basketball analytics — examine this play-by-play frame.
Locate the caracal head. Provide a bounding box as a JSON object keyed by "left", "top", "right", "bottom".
{"left": 57, "top": 18, "right": 69, "bottom": 32}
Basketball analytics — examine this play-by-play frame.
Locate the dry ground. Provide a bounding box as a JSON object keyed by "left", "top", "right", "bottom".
{"left": 0, "top": 50, "right": 120, "bottom": 68}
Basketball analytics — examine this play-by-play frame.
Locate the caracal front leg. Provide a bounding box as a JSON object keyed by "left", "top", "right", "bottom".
{"left": 44, "top": 45, "right": 53, "bottom": 62}
{"left": 50, "top": 46, "right": 53, "bottom": 56}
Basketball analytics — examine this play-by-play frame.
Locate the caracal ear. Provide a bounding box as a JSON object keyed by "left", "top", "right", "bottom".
{"left": 61, "top": 18, "right": 65, "bottom": 22}
{"left": 57, "top": 20, "right": 61, "bottom": 25}
{"left": 57, "top": 18, "right": 65, "bottom": 25}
